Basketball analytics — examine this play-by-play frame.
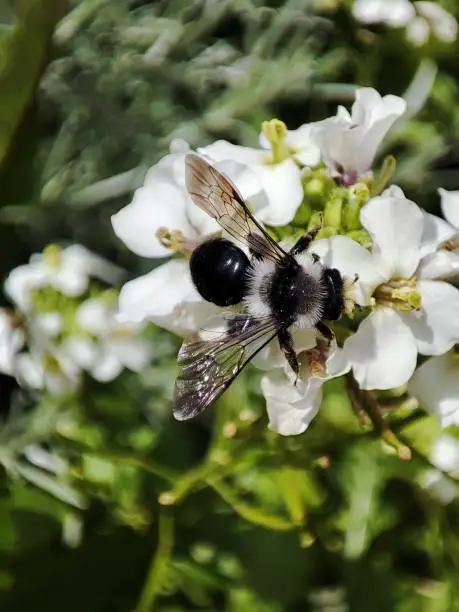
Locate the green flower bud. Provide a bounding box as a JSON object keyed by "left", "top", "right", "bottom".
{"left": 342, "top": 183, "right": 370, "bottom": 230}
{"left": 261, "top": 119, "right": 290, "bottom": 163}
{"left": 371, "top": 155, "right": 396, "bottom": 197}
{"left": 324, "top": 196, "right": 343, "bottom": 230}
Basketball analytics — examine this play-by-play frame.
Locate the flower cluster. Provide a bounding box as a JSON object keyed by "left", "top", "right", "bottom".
{"left": 352, "top": 0, "right": 458, "bottom": 46}
{"left": 112, "top": 87, "right": 459, "bottom": 437}
{"left": 0, "top": 245, "right": 152, "bottom": 395}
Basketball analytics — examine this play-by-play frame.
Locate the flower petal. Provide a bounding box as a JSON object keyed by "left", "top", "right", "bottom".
{"left": 0, "top": 311, "right": 23, "bottom": 375}
{"left": 117, "top": 259, "right": 217, "bottom": 334}
{"left": 76, "top": 298, "right": 110, "bottom": 336}
{"left": 199, "top": 140, "right": 263, "bottom": 167}
{"left": 62, "top": 245, "right": 123, "bottom": 286}
{"left": 261, "top": 369, "right": 323, "bottom": 436}
{"left": 420, "top": 211, "right": 458, "bottom": 257}
{"left": 311, "top": 88, "right": 406, "bottom": 176}
{"left": 431, "top": 434, "right": 459, "bottom": 474}
{"left": 360, "top": 191, "right": 424, "bottom": 278}
{"left": 90, "top": 351, "right": 124, "bottom": 382}
{"left": 414, "top": 2, "right": 458, "bottom": 43}
{"left": 251, "top": 159, "right": 303, "bottom": 226}
{"left": 352, "top": 0, "right": 415, "bottom": 26}
{"left": 420, "top": 469, "right": 458, "bottom": 504}
{"left": 344, "top": 308, "right": 418, "bottom": 389}
{"left": 62, "top": 336, "right": 98, "bottom": 370}
{"left": 408, "top": 354, "right": 459, "bottom": 428}
{"left": 111, "top": 182, "right": 194, "bottom": 259}
{"left": 417, "top": 250, "right": 459, "bottom": 280}
{"left": 112, "top": 337, "right": 153, "bottom": 372}
{"left": 4, "top": 264, "right": 47, "bottom": 310}
{"left": 253, "top": 328, "right": 316, "bottom": 370}
{"left": 285, "top": 124, "right": 322, "bottom": 167}
{"left": 439, "top": 188, "right": 459, "bottom": 230}
{"left": 401, "top": 280, "right": 459, "bottom": 355}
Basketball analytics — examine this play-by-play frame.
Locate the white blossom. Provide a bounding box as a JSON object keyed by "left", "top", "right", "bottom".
{"left": 312, "top": 188, "right": 459, "bottom": 390}
{"left": 111, "top": 143, "right": 243, "bottom": 332}
{"left": 407, "top": 3, "right": 458, "bottom": 45}
{"left": 352, "top": 0, "right": 457, "bottom": 45}
{"left": 15, "top": 346, "right": 82, "bottom": 396}
{"left": 260, "top": 340, "right": 350, "bottom": 436}
{"left": 408, "top": 352, "right": 459, "bottom": 427}
{"left": 309, "top": 88, "right": 406, "bottom": 182}
{"left": 62, "top": 297, "right": 153, "bottom": 382}
{"left": 417, "top": 190, "right": 459, "bottom": 280}
{"left": 4, "top": 244, "right": 121, "bottom": 311}
{"left": 430, "top": 434, "right": 459, "bottom": 477}
{"left": 419, "top": 469, "right": 458, "bottom": 504}
{"left": 0, "top": 310, "right": 24, "bottom": 375}
{"left": 199, "top": 138, "right": 305, "bottom": 226}
{"left": 352, "top": 0, "right": 415, "bottom": 27}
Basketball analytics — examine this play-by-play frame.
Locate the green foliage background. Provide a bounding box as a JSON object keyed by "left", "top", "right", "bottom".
{"left": 1, "top": 0, "right": 459, "bottom": 610}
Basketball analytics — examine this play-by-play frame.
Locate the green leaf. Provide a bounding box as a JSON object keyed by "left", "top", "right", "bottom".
{"left": 276, "top": 467, "right": 324, "bottom": 526}
{"left": 338, "top": 442, "right": 396, "bottom": 560}
{"left": 0, "top": 0, "right": 64, "bottom": 168}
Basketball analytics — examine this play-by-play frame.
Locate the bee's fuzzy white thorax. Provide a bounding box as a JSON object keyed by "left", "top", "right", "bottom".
{"left": 244, "top": 252, "right": 328, "bottom": 327}
{"left": 294, "top": 251, "right": 325, "bottom": 281}
{"left": 244, "top": 259, "right": 276, "bottom": 319}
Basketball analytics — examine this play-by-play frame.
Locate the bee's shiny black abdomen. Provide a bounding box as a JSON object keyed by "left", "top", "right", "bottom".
{"left": 190, "top": 237, "right": 251, "bottom": 307}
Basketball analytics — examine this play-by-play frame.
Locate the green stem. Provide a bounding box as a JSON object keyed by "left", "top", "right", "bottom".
{"left": 346, "top": 374, "right": 412, "bottom": 460}
{"left": 208, "top": 480, "right": 295, "bottom": 532}
{"left": 135, "top": 510, "right": 175, "bottom": 612}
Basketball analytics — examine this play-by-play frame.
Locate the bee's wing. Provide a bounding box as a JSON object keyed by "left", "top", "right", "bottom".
{"left": 173, "top": 313, "right": 278, "bottom": 421}
{"left": 185, "top": 153, "right": 289, "bottom": 264}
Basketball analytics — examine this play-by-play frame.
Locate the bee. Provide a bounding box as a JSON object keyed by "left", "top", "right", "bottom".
{"left": 173, "top": 153, "right": 345, "bottom": 421}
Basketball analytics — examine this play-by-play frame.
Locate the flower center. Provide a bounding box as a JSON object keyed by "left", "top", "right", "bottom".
{"left": 44, "top": 352, "right": 62, "bottom": 374}
{"left": 261, "top": 119, "right": 290, "bottom": 164}
{"left": 372, "top": 277, "right": 422, "bottom": 311}
{"left": 156, "top": 227, "right": 196, "bottom": 255}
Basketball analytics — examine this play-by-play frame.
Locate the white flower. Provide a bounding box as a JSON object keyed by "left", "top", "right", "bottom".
{"left": 117, "top": 259, "right": 218, "bottom": 334}
{"left": 5, "top": 245, "right": 121, "bottom": 311}
{"left": 112, "top": 145, "right": 216, "bottom": 260}
{"left": 15, "top": 346, "right": 81, "bottom": 395}
{"left": 260, "top": 340, "right": 350, "bottom": 436}
{"left": 408, "top": 352, "right": 459, "bottom": 427}
{"left": 309, "top": 88, "right": 406, "bottom": 181}
{"left": 112, "top": 133, "right": 306, "bottom": 333}
{"left": 407, "top": 3, "right": 458, "bottom": 45}
{"left": 112, "top": 144, "right": 226, "bottom": 332}
{"left": 259, "top": 123, "right": 322, "bottom": 168}
{"left": 430, "top": 434, "right": 459, "bottom": 476}
{"left": 352, "top": 0, "right": 415, "bottom": 27}
{"left": 62, "top": 297, "right": 153, "bottom": 382}
{"left": 352, "top": 0, "right": 457, "bottom": 46}
{"left": 417, "top": 189, "right": 459, "bottom": 280}
{"left": 419, "top": 469, "right": 458, "bottom": 504}
{"left": 313, "top": 188, "right": 459, "bottom": 390}
{"left": 199, "top": 137, "right": 305, "bottom": 226}
{"left": 0, "top": 310, "right": 24, "bottom": 375}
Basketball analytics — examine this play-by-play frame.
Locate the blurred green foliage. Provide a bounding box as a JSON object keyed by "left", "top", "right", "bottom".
{"left": 1, "top": 0, "right": 459, "bottom": 610}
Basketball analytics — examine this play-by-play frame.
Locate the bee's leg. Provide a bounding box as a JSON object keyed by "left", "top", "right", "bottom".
{"left": 289, "top": 226, "right": 321, "bottom": 257}
{"left": 277, "top": 327, "right": 300, "bottom": 382}
{"left": 315, "top": 321, "right": 334, "bottom": 342}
